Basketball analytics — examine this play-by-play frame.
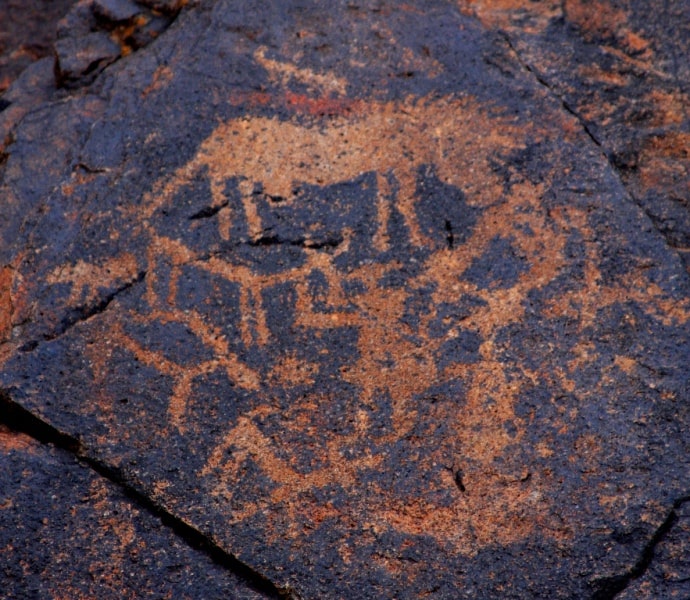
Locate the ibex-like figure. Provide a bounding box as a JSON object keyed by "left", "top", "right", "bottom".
{"left": 145, "top": 94, "right": 515, "bottom": 250}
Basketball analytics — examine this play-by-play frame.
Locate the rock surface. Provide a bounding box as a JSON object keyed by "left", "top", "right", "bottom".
{"left": 0, "top": 0, "right": 76, "bottom": 93}
{"left": 0, "top": 423, "right": 273, "bottom": 599}
{"left": 1, "top": 1, "right": 689, "bottom": 598}
{"left": 461, "top": 0, "right": 690, "bottom": 274}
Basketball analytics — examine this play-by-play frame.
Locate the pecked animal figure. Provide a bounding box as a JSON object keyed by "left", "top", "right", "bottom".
{"left": 145, "top": 94, "right": 516, "bottom": 252}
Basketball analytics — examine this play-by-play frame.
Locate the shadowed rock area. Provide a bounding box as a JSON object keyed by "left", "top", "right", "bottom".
{"left": 0, "top": 1, "right": 689, "bottom": 598}
{"left": 0, "top": 0, "right": 76, "bottom": 93}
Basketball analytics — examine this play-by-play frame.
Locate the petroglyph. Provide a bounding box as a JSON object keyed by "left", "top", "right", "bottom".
{"left": 254, "top": 45, "right": 349, "bottom": 96}
{"left": 65, "top": 91, "right": 690, "bottom": 552}
{"left": 142, "top": 94, "right": 513, "bottom": 248}
{"left": 3, "top": 2, "right": 690, "bottom": 596}
{"left": 118, "top": 93, "right": 564, "bottom": 549}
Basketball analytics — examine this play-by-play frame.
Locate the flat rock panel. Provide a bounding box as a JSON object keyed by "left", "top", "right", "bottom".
{"left": 462, "top": 0, "right": 690, "bottom": 273}
{"left": 1, "top": 1, "right": 689, "bottom": 598}
{"left": 0, "top": 425, "right": 269, "bottom": 599}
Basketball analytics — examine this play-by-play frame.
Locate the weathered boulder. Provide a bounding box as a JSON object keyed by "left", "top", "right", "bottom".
{"left": 0, "top": 0, "right": 75, "bottom": 93}
{"left": 54, "top": 0, "right": 180, "bottom": 88}
{"left": 1, "top": 1, "right": 688, "bottom": 598}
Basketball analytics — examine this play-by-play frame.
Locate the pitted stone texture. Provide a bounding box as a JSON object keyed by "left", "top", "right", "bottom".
{"left": 0, "top": 425, "right": 268, "bottom": 600}
{"left": 461, "top": 0, "right": 690, "bottom": 273}
{"left": 1, "top": 1, "right": 689, "bottom": 598}
{"left": 618, "top": 501, "right": 690, "bottom": 600}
